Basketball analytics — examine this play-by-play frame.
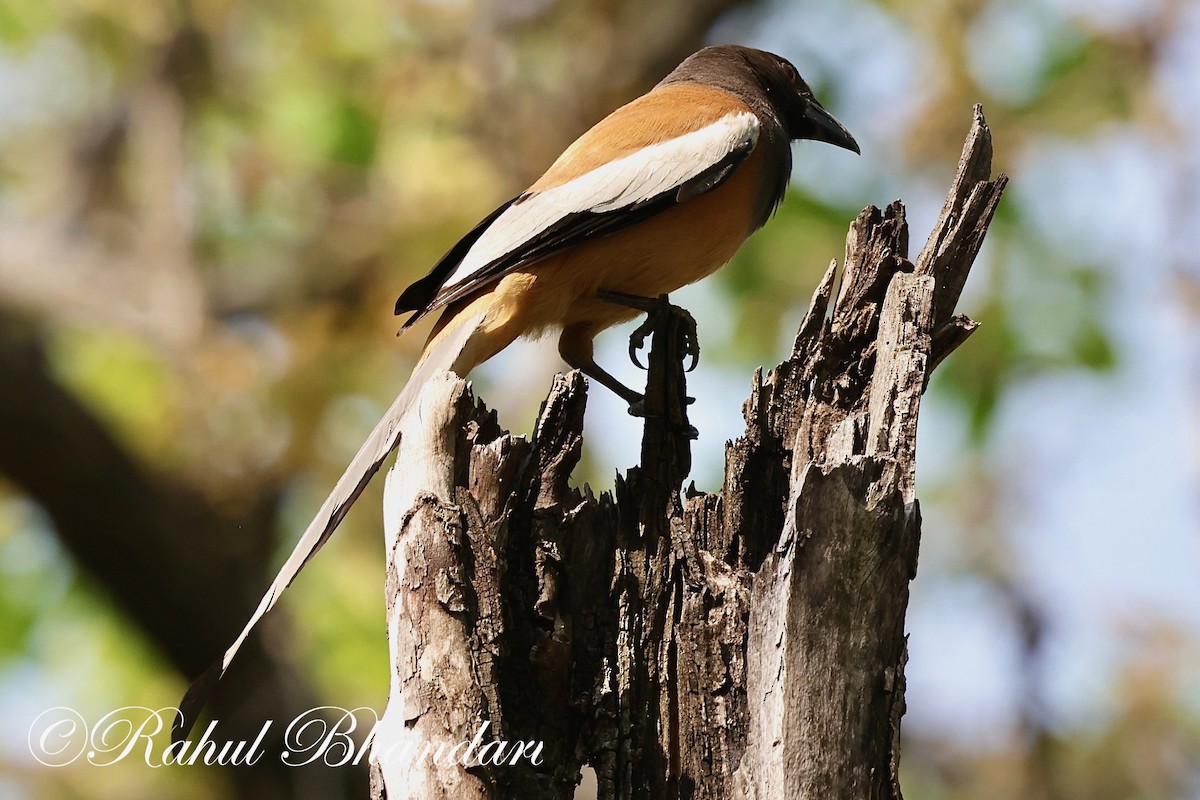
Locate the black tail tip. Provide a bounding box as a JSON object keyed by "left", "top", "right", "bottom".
{"left": 172, "top": 660, "right": 223, "bottom": 745}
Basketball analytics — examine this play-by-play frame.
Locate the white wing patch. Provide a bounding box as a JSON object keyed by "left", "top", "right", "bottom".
{"left": 441, "top": 112, "right": 760, "bottom": 290}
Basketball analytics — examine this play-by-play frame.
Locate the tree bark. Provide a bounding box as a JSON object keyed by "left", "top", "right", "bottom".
{"left": 369, "top": 107, "right": 1007, "bottom": 799}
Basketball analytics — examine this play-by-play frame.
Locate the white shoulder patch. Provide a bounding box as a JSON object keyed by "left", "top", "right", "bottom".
{"left": 442, "top": 112, "right": 760, "bottom": 289}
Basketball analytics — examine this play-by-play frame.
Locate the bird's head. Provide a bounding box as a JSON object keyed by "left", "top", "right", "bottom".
{"left": 666, "top": 45, "right": 860, "bottom": 155}
{"left": 740, "top": 49, "right": 860, "bottom": 154}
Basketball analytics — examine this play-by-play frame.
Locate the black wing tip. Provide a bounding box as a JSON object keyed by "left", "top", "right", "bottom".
{"left": 394, "top": 194, "right": 521, "bottom": 319}
{"left": 172, "top": 660, "right": 224, "bottom": 745}
{"left": 394, "top": 288, "right": 421, "bottom": 316}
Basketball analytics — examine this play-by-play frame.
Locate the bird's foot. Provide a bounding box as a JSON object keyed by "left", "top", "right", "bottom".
{"left": 596, "top": 290, "right": 700, "bottom": 372}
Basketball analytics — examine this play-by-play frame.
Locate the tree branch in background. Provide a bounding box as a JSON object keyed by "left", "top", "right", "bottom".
{"left": 0, "top": 322, "right": 366, "bottom": 800}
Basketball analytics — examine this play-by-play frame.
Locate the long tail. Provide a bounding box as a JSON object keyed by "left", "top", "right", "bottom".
{"left": 173, "top": 310, "right": 487, "bottom": 742}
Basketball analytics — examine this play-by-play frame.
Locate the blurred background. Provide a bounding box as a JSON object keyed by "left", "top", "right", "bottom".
{"left": 0, "top": 0, "right": 1198, "bottom": 798}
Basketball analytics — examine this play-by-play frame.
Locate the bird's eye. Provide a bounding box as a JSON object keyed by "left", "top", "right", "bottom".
{"left": 781, "top": 61, "right": 800, "bottom": 84}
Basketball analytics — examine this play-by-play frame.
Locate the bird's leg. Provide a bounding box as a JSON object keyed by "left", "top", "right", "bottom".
{"left": 559, "top": 352, "right": 648, "bottom": 415}
{"left": 596, "top": 290, "right": 700, "bottom": 373}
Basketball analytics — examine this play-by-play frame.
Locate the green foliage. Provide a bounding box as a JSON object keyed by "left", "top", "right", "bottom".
{"left": 0, "top": 0, "right": 59, "bottom": 47}
{"left": 0, "top": 502, "right": 67, "bottom": 658}
{"left": 48, "top": 327, "right": 175, "bottom": 457}
{"left": 715, "top": 187, "right": 860, "bottom": 357}
{"left": 329, "top": 100, "right": 378, "bottom": 167}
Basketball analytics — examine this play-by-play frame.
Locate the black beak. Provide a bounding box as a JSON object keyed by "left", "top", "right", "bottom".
{"left": 800, "top": 101, "right": 860, "bottom": 154}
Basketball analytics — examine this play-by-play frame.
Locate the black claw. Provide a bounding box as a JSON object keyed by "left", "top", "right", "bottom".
{"left": 674, "top": 306, "right": 701, "bottom": 372}
{"left": 628, "top": 317, "right": 655, "bottom": 370}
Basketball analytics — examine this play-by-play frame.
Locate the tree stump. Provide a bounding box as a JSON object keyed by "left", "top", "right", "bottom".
{"left": 369, "top": 106, "right": 1007, "bottom": 800}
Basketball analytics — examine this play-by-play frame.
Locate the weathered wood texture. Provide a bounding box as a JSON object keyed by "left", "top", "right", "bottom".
{"left": 370, "top": 107, "right": 1007, "bottom": 799}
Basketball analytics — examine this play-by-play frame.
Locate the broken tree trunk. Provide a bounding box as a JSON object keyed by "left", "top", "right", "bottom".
{"left": 368, "top": 107, "right": 1007, "bottom": 799}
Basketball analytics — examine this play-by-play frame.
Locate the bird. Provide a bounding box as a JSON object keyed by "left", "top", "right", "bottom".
{"left": 174, "top": 43, "right": 858, "bottom": 740}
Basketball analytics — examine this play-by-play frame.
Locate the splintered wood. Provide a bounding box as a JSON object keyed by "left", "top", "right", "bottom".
{"left": 373, "top": 107, "right": 1006, "bottom": 800}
